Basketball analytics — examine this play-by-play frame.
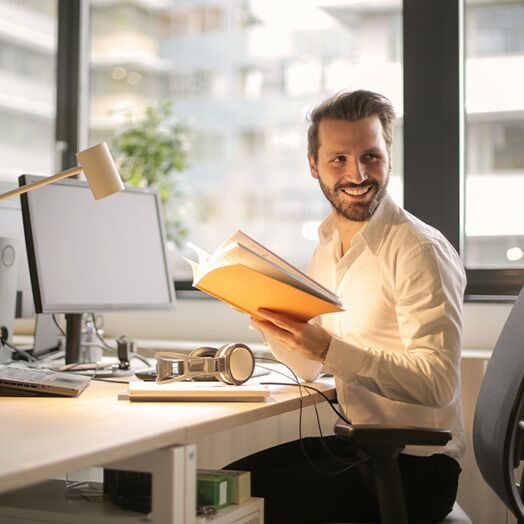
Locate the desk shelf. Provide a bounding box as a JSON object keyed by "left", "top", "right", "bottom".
{"left": 0, "top": 480, "right": 263, "bottom": 524}
{"left": 197, "top": 497, "right": 263, "bottom": 524}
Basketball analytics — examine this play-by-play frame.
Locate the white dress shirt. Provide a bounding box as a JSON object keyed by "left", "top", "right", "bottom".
{"left": 267, "top": 193, "right": 466, "bottom": 461}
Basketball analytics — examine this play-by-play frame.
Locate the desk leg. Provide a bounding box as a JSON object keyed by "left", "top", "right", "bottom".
{"left": 105, "top": 444, "right": 196, "bottom": 524}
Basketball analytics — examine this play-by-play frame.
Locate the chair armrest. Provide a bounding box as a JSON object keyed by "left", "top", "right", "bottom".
{"left": 334, "top": 420, "right": 451, "bottom": 453}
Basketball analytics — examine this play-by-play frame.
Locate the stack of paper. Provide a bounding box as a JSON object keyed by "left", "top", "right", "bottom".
{"left": 122, "top": 381, "right": 271, "bottom": 402}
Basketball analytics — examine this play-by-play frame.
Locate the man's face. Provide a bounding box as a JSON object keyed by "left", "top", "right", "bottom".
{"left": 308, "top": 116, "right": 390, "bottom": 222}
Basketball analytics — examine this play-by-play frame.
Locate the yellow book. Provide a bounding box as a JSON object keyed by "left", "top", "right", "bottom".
{"left": 185, "top": 231, "right": 343, "bottom": 322}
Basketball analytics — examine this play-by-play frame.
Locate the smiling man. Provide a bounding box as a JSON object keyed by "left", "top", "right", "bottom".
{"left": 227, "top": 91, "right": 466, "bottom": 524}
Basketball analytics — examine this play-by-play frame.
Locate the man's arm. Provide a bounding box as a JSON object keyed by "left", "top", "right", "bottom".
{"left": 251, "top": 316, "right": 325, "bottom": 382}
{"left": 254, "top": 242, "right": 466, "bottom": 408}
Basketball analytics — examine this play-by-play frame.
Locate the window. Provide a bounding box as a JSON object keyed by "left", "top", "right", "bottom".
{"left": 8, "top": 0, "right": 515, "bottom": 298}
{"left": 466, "top": 1, "right": 524, "bottom": 56}
{"left": 401, "top": 0, "right": 524, "bottom": 296}
{"left": 88, "top": 0, "right": 403, "bottom": 279}
{"left": 465, "top": 0, "right": 524, "bottom": 272}
{"left": 0, "top": 0, "right": 57, "bottom": 182}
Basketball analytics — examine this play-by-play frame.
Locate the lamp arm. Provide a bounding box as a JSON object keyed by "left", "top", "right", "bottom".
{"left": 0, "top": 166, "right": 83, "bottom": 202}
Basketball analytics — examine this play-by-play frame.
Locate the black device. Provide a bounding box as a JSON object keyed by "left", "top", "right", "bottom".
{"left": 19, "top": 176, "right": 176, "bottom": 365}
{"left": 134, "top": 369, "right": 157, "bottom": 381}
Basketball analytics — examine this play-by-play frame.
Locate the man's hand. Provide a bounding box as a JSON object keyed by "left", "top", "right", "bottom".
{"left": 251, "top": 308, "right": 332, "bottom": 363}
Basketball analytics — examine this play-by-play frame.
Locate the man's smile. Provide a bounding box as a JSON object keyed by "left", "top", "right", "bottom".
{"left": 339, "top": 184, "right": 374, "bottom": 198}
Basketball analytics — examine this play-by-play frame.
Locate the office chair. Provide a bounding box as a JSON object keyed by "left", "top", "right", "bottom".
{"left": 473, "top": 284, "right": 524, "bottom": 524}
{"left": 334, "top": 285, "right": 524, "bottom": 524}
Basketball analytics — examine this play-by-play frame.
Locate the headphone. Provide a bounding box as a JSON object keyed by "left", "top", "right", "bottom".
{"left": 155, "top": 343, "right": 255, "bottom": 386}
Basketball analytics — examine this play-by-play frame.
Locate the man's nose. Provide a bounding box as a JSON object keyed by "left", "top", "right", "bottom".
{"left": 344, "top": 159, "right": 368, "bottom": 184}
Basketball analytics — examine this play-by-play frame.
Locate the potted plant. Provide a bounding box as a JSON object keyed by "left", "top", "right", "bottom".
{"left": 111, "top": 101, "right": 191, "bottom": 247}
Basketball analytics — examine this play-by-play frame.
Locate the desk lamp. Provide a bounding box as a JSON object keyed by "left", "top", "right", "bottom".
{"left": 0, "top": 142, "right": 124, "bottom": 360}
{"left": 0, "top": 142, "right": 124, "bottom": 203}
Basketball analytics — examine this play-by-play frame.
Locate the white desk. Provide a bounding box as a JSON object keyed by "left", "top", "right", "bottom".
{"left": 0, "top": 371, "right": 336, "bottom": 523}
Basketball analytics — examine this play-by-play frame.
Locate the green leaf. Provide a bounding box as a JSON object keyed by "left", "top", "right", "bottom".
{"left": 111, "top": 100, "right": 193, "bottom": 244}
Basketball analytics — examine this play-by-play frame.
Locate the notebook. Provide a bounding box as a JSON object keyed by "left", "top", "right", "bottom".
{"left": 121, "top": 381, "right": 271, "bottom": 402}
{"left": 0, "top": 366, "right": 91, "bottom": 397}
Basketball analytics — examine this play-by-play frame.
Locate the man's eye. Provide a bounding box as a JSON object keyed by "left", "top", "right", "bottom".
{"left": 332, "top": 156, "right": 346, "bottom": 163}
{"left": 362, "top": 153, "right": 379, "bottom": 162}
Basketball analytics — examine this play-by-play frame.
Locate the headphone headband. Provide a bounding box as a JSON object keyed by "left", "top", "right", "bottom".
{"left": 155, "top": 343, "right": 254, "bottom": 385}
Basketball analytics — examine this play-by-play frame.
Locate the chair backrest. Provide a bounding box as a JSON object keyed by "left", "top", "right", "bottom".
{"left": 473, "top": 286, "right": 524, "bottom": 519}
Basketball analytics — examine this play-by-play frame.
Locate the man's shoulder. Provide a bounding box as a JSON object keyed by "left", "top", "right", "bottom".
{"left": 380, "top": 207, "right": 466, "bottom": 291}
{"left": 383, "top": 206, "right": 459, "bottom": 262}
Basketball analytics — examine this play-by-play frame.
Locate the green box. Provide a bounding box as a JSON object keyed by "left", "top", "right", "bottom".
{"left": 198, "top": 469, "right": 251, "bottom": 505}
{"left": 196, "top": 473, "right": 232, "bottom": 510}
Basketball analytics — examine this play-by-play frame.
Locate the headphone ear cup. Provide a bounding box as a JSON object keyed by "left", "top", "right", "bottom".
{"left": 189, "top": 346, "right": 218, "bottom": 381}
{"left": 216, "top": 343, "right": 255, "bottom": 385}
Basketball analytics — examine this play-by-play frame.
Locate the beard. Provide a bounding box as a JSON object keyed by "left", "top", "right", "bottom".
{"left": 318, "top": 175, "right": 389, "bottom": 222}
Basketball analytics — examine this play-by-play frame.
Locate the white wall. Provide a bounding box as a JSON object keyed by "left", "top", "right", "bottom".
{"left": 100, "top": 298, "right": 514, "bottom": 351}
{"left": 101, "top": 298, "right": 263, "bottom": 346}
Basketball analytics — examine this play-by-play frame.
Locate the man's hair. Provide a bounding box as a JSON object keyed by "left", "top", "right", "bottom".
{"left": 307, "top": 90, "right": 396, "bottom": 162}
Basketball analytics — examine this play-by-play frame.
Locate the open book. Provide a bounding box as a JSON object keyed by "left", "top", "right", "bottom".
{"left": 184, "top": 231, "right": 343, "bottom": 321}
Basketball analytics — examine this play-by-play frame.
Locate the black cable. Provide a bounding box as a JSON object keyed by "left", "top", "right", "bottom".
{"left": 261, "top": 379, "right": 359, "bottom": 469}
{"left": 90, "top": 313, "right": 151, "bottom": 368}
{"left": 255, "top": 357, "right": 365, "bottom": 475}
{"left": 51, "top": 314, "right": 66, "bottom": 337}
{"left": 298, "top": 382, "right": 358, "bottom": 468}
{"left": 0, "top": 336, "right": 38, "bottom": 362}
{"left": 255, "top": 357, "right": 352, "bottom": 424}
{"left": 291, "top": 376, "right": 351, "bottom": 467}
{"left": 64, "top": 361, "right": 122, "bottom": 382}
{"left": 91, "top": 314, "right": 116, "bottom": 351}
{"left": 132, "top": 353, "right": 151, "bottom": 367}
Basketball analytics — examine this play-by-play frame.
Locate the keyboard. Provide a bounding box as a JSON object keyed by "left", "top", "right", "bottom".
{"left": 0, "top": 366, "right": 91, "bottom": 397}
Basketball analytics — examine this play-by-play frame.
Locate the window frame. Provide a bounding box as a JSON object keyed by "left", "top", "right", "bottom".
{"left": 59, "top": 0, "right": 524, "bottom": 299}
{"left": 404, "top": 0, "right": 524, "bottom": 299}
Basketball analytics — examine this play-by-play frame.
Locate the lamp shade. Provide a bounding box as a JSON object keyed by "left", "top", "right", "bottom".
{"left": 77, "top": 142, "right": 124, "bottom": 200}
{"left": 0, "top": 142, "right": 124, "bottom": 203}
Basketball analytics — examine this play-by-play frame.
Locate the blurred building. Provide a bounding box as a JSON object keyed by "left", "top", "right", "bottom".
{"left": 1, "top": 0, "right": 523, "bottom": 272}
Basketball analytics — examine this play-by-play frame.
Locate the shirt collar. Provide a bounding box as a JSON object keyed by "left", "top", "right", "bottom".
{"left": 317, "top": 192, "right": 397, "bottom": 257}
{"left": 359, "top": 192, "right": 397, "bottom": 256}
{"left": 318, "top": 213, "right": 342, "bottom": 260}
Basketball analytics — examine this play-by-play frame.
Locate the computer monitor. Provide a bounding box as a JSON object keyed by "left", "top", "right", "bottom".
{"left": 19, "top": 175, "right": 176, "bottom": 363}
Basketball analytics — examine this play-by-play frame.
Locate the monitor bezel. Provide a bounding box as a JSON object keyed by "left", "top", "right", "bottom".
{"left": 19, "top": 174, "right": 176, "bottom": 314}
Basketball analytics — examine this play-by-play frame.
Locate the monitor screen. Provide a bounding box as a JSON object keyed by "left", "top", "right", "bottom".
{"left": 19, "top": 175, "right": 176, "bottom": 364}
{"left": 20, "top": 175, "right": 176, "bottom": 315}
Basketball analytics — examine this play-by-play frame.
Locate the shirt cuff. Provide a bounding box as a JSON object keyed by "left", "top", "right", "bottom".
{"left": 323, "top": 336, "right": 370, "bottom": 383}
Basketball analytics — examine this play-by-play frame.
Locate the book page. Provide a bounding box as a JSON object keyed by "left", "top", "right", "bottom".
{"left": 185, "top": 242, "right": 212, "bottom": 281}
{"left": 227, "top": 231, "right": 338, "bottom": 301}
{"left": 183, "top": 257, "right": 200, "bottom": 281}
{"left": 203, "top": 242, "right": 341, "bottom": 305}
{"left": 186, "top": 242, "right": 210, "bottom": 266}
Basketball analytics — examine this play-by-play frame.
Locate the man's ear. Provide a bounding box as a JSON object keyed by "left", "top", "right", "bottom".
{"left": 308, "top": 154, "right": 319, "bottom": 180}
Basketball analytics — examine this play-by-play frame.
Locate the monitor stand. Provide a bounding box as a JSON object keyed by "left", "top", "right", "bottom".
{"left": 65, "top": 313, "right": 82, "bottom": 364}
{"left": 64, "top": 313, "right": 133, "bottom": 376}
